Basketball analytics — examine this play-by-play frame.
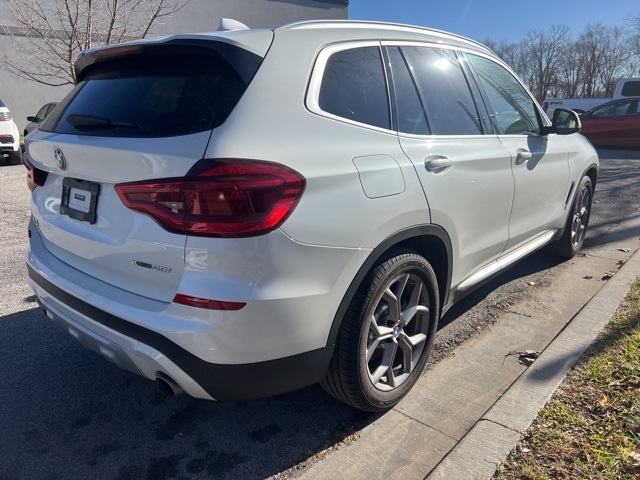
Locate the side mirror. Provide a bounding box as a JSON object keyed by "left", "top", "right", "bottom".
{"left": 26, "top": 116, "right": 37, "bottom": 122}
{"left": 543, "top": 108, "right": 581, "bottom": 135}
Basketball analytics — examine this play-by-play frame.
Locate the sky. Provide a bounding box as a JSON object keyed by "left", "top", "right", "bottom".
{"left": 349, "top": 0, "right": 638, "bottom": 43}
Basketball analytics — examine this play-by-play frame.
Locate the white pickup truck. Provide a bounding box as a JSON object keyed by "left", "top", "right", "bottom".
{"left": 544, "top": 78, "right": 640, "bottom": 116}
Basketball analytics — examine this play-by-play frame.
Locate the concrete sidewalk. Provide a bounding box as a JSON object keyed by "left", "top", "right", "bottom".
{"left": 297, "top": 214, "right": 640, "bottom": 480}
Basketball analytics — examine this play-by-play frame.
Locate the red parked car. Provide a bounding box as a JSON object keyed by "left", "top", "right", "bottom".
{"left": 579, "top": 97, "right": 640, "bottom": 147}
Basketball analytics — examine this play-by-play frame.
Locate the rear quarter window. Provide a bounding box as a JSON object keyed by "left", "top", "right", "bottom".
{"left": 318, "top": 46, "right": 391, "bottom": 130}
{"left": 42, "top": 55, "right": 246, "bottom": 138}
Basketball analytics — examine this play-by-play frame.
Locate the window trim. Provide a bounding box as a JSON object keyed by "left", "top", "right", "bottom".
{"left": 306, "top": 41, "right": 396, "bottom": 134}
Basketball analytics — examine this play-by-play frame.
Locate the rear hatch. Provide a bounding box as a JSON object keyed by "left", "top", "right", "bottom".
{"left": 27, "top": 31, "right": 272, "bottom": 302}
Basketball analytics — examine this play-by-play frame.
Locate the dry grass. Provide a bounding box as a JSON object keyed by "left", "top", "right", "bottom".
{"left": 494, "top": 277, "right": 640, "bottom": 480}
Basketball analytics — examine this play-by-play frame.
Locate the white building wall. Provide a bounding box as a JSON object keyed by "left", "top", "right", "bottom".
{"left": 0, "top": 0, "right": 348, "bottom": 132}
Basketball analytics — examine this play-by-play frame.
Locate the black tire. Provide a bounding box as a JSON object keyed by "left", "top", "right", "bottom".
{"left": 322, "top": 250, "right": 440, "bottom": 412}
{"left": 7, "top": 149, "right": 22, "bottom": 165}
{"left": 549, "top": 176, "right": 593, "bottom": 258}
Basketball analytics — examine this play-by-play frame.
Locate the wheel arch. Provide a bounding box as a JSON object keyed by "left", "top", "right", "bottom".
{"left": 326, "top": 225, "right": 452, "bottom": 347}
{"left": 555, "top": 162, "right": 598, "bottom": 240}
{"left": 585, "top": 163, "right": 598, "bottom": 190}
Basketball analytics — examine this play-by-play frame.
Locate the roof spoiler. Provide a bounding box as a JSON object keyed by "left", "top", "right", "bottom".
{"left": 218, "top": 18, "right": 250, "bottom": 31}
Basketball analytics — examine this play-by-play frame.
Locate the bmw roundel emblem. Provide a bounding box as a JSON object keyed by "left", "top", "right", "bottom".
{"left": 54, "top": 148, "right": 67, "bottom": 171}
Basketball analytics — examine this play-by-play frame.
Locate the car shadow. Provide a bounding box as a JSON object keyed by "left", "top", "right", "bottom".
{"left": 0, "top": 306, "right": 379, "bottom": 480}
{"left": 595, "top": 147, "right": 640, "bottom": 160}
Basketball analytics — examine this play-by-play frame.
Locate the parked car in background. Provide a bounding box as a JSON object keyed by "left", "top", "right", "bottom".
{"left": 544, "top": 77, "right": 640, "bottom": 116}
{"left": 24, "top": 102, "right": 59, "bottom": 136}
{"left": 579, "top": 97, "right": 640, "bottom": 147}
{"left": 25, "top": 19, "right": 599, "bottom": 412}
{"left": 0, "top": 99, "right": 22, "bottom": 165}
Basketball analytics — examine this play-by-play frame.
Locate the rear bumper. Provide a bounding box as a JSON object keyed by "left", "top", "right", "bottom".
{"left": 28, "top": 264, "right": 334, "bottom": 400}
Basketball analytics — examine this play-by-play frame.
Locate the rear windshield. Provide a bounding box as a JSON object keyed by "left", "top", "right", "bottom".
{"left": 42, "top": 55, "right": 246, "bottom": 138}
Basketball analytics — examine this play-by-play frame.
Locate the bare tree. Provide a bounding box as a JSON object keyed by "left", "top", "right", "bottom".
{"left": 522, "top": 25, "right": 571, "bottom": 102}
{"left": 574, "top": 23, "right": 630, "bottom": 98}
{"left": 1, "top": 0, "right": 188, "bottom": 86}
{"left": 625, "top": 11, "right": 640, "bottom": 76}
{"left": 555, "top": 40, "right": 583, "bottom": 98}
{"left": 483, "top": 16, "right": 640, "bottom": 100}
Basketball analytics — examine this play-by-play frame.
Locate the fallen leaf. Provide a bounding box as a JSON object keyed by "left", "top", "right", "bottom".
{"left": 617, "top": 248, "right": 630, "bottom": 253}
{"left": 506, "top": 350, "right": 541, "bottom": 366}
{"left": 527, "top": 281, "right": 536, "bottom": 286}
{"left": 598, "top": 395, "right": 608, "bottom": 407}
{"left": 602, "top": 272, "right": 614, "bottom": 280}
{"left": 583, "top": 275, "right": 593, "bottom": 280}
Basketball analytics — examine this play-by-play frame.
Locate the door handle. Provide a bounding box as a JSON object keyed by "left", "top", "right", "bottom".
{"left": 424, "top": 156, "right": 453, "bottom": 172}
{"left": 515, "top": 149, "right": 532, "bottom": 165}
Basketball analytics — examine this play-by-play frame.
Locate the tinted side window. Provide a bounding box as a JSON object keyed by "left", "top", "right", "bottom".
{"left": 401, "top": 46, "right": 482, "bottom": 135}
{"left": 621, "top": 81, "right": 640, "bottom": 97}
{"left": 319, "top": 47, "right": 391, "bottom": 130}
{"left": 591, "top": 100, "right": 634, "bottom": 116}
{"left": 468, "top": 54, "right": 541, "bottom": 135}
{"left": 45, "top": 103, "right": 58, "bottom": 117}
{"left": 387, "top": 47, "right": 429, "bottom": 135}
{"left": 36, "top": 105, "right": 49, "bottom": 119}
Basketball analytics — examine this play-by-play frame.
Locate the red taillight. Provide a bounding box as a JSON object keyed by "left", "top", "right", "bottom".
{"left": 0, "top": 112, "right": 12, "bottom": 121}
{"left": 115, "top": 159, "right": 306, "bottom": 237}
{"left": 24, "top": 157, "right": 48, "bottom": 192}
{"left": 173, "top": 293, "right": 246, "bottom": 311}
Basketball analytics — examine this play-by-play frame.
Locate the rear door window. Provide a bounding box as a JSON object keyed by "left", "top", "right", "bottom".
{"left": 42, "top": 55, "right": 246, "bottom": 138}
{"left": 395, "top": 46, "right": 483, "bottom": 135}
{"left": 318, "top": 46, "right": 391, "bottom": 130}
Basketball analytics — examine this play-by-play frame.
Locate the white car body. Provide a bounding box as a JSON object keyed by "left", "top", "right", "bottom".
{"left": 0, "top": 101, "right": 21, "bottom": 164}
{"left": 25, "top": 20, "right": 599, "bottom": 411}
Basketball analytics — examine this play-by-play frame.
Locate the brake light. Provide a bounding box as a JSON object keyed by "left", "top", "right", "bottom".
{"left": 25, "top": 157, "right": 48, "bottom": 192}
{"left": 0, "top": 112, "right": 12, "bottom": 121}
{"left": 115, "top": 159, "right": 306, "bottom": 237}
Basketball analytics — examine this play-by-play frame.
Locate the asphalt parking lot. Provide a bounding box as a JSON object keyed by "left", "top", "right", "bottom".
{"left": 1, "top": 148, "right": 639, "bottom": 479}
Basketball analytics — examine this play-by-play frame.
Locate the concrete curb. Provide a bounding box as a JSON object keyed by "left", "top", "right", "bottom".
{"left": 426, "top": 247, "right": 640, "bottom": 480}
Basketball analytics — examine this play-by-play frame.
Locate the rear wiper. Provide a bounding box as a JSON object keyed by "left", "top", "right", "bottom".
{"left": 66, "top": 114, "right": 140, "bottom": 130}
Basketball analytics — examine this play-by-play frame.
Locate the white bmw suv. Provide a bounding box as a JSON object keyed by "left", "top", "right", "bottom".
{"left": 25, "top": 20, "right": 598, "bottom": 412}
{"left": 0, "top": 99, "right": 22, "bottom": 165}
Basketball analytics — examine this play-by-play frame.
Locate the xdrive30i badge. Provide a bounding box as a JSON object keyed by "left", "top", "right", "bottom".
{"left": 132, "top": 260, "right": 172, "bottom": 274}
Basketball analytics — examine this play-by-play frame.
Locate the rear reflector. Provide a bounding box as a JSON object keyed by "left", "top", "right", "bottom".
{"left": 0, "top": 134, "right": 14, "bottom": 144}
{"left": 115, "top": 159, "right": 306, "bottom": 237}
{"left": 25, "top": 157, "right": 48, "bottom": 192}
{"left": 173, "top": 293, "right": 246, "bottom": 311}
